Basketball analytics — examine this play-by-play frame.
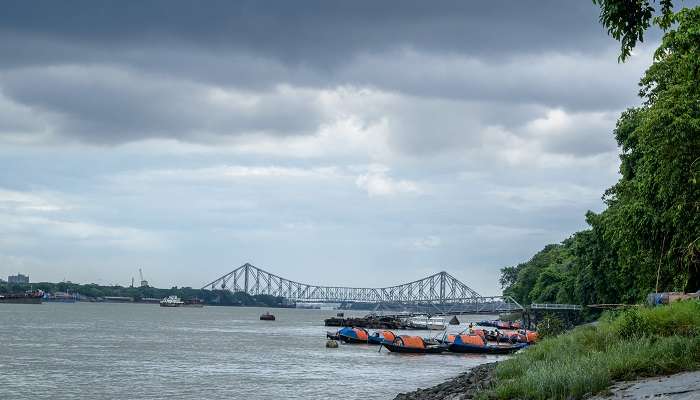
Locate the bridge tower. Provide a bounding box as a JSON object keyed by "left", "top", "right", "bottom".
{"left": 202, "top": 263, "right": 523, "bottom": 314}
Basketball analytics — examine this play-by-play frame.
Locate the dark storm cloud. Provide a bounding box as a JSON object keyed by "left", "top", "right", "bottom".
{"left": 1, "top": 66, "right": 326, "bottom": 144}
{"left": 0, "top": 0, "right": 621, "bottom": 94}
{"left": 0, "top": 0, "right": 685, "bottom": 293}
{"left": 1, "top": 0, "right": 611, "bottom": 65}
{"left": 0, "top": 0, "right": 671, "bottom": 150}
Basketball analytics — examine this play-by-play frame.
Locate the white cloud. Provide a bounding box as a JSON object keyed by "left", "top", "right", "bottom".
{"left": 0, "top": 188, "right": 69, "bottom": 212}
{"left": 355, "top": 165, "right": 422, "bottom": 197}
{"left": 111, "top": 165, "right": 343, "bottom": 185}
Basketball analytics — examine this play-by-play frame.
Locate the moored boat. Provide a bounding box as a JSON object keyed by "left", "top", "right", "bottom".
{"left": 484, "top": 329, "right": 538, "bottom": 344}
{"left": 183, "top": 298, "right": 204, "bottom": 307}
{"left": 368, "top": 330, "right": 396, "bottom": 345}
{"left": 0, "top": 290, "right": 43, "bottom": 304}
{"left": 381, "top": 335, "right": 447, "bottom": 354}
{"left": 443, "top": 333, "right": 528, "bottom": 354}
{"left": 159, "top": 295, "right": 184, "bottom": 307}
{"left": 44, "top": 291, "right": 77, "bottom": 303}
{"left": 260, "top": 312, "right": 275, "bottom": 321}
{"left": 478, "top": 320, "right": 522, "bottom": 330}
{"left": 326, "top": 330, "right": 340, "bottom": 340}
{"left": 337, "top": 327, "right": 369, "bottom": 343}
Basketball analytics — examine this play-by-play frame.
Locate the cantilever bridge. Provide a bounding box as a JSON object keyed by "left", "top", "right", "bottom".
{"left": 202, "top": 263, "right": 523, "bottom": 314}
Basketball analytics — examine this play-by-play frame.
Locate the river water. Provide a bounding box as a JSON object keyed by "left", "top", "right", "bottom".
{"left": 0, "top": 303, "right": 504, "bottom": 399}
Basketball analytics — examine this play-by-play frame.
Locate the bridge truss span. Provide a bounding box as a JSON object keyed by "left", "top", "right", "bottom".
{"left": 202, "top": 263, "right": 523, "bottom": 313}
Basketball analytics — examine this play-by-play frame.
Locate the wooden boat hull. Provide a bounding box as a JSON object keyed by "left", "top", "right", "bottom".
{"left": 382, "top": 342, "right": 446, "bottom": 354}
{"left": 0, "top": 297, "right": 42, "bottom": 304}
{"left": 367, "top": 335, "right": 385, "bottom": 345}
{"left": 447, "top": 342, "right": 527, "bottom": 354}
{"left": 338, "top": 334, "right": 368, "bottom": 344}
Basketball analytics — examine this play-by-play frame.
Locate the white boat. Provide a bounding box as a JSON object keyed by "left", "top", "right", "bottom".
{"left": 159, "top": 295, "right": 184, "bottom": 307}
{"left": 408, "top": 315, "right": 447, "bottom": 330}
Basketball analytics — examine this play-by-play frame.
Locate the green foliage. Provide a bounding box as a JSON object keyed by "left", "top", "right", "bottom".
{"left": 610, "top": 308, "right": 650, "bottom": 338}
{"left": 593, "top": 0, "right": 676, "bottom": 61}
{"left": 0, "top": 281, "right": 286, "bottom": 307}
{"left": 537, "top": 314, "right": 567, "bottom": 339}
{"left": 484, "top": 301, "right": 700, "bottom": 400}
{"left": 501, "top": 7, "right": 700, "bottom": 306}
{"left": 606, "top": 300, "right": 700, "bottom": 337}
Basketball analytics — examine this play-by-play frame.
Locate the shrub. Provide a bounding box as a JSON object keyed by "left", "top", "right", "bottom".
{"left": 484, "top": 301, "right": 700, "bottom": 400}
{"left": 537, "top": 314, "right": 566, "bottom": 339}
{"left": 610, "top": 307, "right": 650, "bottom": 338}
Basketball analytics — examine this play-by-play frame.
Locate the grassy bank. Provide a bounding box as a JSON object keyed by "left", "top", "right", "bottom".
{"left": 482, "top": 301, "right": 700, "bottom": 399}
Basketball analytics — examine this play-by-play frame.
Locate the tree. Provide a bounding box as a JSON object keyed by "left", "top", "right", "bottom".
{"left": 501, "top": 7, "right": 700, "bottom": 304}
{"left": 600, "top": 7, "right": 700, "bottom": 293}
{"left": 593, "top": 0, "right": 676, "bottom": 61}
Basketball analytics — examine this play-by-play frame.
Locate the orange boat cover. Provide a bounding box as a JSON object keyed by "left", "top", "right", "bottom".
{"left": 458, "top": 334, "right": 486, "bottom": 346}
{"left": 381, "top": 331, "right": 396, "bottom": 341}
{"left": 447, "top": 334, "right": 457, "bottom": 343}
{"left": 399, "top": 335, "right": 425, "bottom": 349}
{"left": 526, "top": 331, "right": 538, "bottom": 343}
{"left": 353, "top": 328, "right": 369, "bottom": 340}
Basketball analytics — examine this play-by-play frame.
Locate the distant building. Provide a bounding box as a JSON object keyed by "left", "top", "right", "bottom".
{"left": 8, "top": 273, "right": 29, "bottom": 284}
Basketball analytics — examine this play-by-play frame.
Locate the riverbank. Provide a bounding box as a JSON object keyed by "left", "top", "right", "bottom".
{"left": 393, "top": 363, "right": 700, "bottom": 400}
{"left": 393, "top": 363, "right": 497, "bottom": 400}
{"left": 394, "top": 301, "right": 700, "bottom": 399}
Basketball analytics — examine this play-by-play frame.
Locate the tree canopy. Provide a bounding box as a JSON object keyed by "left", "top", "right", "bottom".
{"left": 502, "top": 7, "right": 700, "bottom": 305}
{"left": 593, "top": 0, "right": 676, "bottom": 61}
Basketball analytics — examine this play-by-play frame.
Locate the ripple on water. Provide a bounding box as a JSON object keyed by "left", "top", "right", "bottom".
{"left": 0, "top": 303, "right": 503, "bottom": 399}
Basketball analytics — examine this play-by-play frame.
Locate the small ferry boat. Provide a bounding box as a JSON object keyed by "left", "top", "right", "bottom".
{"left": 159, "top": 295, "right": 184, "bottom": 307}
{"left": 381, "top": 335, "right": 447, "bottom": 354}
{"left": 260, "top": 312, "right": 275, "bottom": 321}
{"left": 44, "top": 291, "right": 77, "bottom": 303}
{"left": 337, "top": 327, "right": 369, "bottom": 343}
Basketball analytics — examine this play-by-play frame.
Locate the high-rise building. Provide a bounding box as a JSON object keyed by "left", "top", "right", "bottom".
{"left": 7, "top": 273, "right": 29, "bottom": 284}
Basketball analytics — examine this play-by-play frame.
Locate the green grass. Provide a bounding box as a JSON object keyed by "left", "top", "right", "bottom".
{"left": 481, "top": 300, "right": 700, "bottom": 400}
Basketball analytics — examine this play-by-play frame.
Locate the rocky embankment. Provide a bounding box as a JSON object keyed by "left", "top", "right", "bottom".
{"left": 393, "top": 363, "right": 700, "bottom": 400}
{"left": 393, "top": 363, "right": 496, "bottom": 400}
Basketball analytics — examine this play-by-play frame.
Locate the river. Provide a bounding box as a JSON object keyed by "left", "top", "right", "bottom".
{"left": 0, "top": 303, "right": 504, "bottom": 399}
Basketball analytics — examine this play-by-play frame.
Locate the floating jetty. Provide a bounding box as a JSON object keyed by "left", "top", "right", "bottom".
{"left": 0, "top": 290, "right": 43, "bottom": 304}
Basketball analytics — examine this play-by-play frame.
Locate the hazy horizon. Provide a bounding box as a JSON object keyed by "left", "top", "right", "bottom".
{"left": 0, "top": 0, "right": 671, "bottom": 295}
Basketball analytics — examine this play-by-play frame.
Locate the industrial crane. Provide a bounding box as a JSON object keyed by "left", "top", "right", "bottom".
{"left": 139, "top": 268, "right": 149, "bottom": 288}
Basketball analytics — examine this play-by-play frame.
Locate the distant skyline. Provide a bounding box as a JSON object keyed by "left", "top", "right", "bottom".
{"left": 0, "top": 1, "right": 672, "bottom": 294}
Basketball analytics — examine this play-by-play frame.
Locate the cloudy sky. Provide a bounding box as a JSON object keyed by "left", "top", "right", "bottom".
{"left": 0, "top": 0, "right": 674, "bottom": 294}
